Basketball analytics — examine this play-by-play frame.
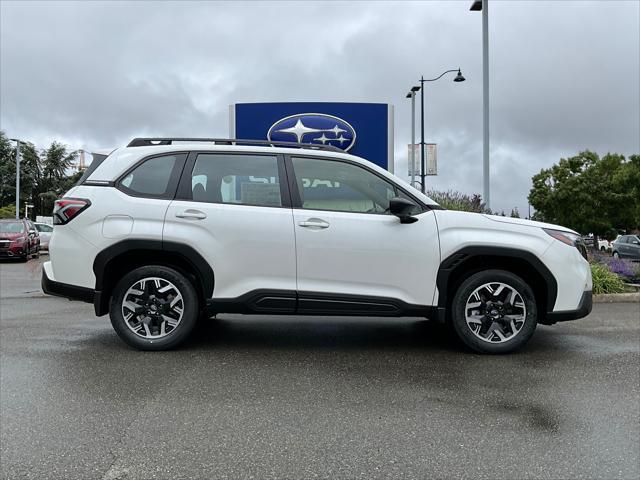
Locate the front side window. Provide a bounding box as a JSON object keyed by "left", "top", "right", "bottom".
{"left": 291, "top": 157, "right": 417, "bottom": 214}
{"left": 191, "top": 154, "right": 282, "bottom": 207}
{"left": 36, "top": 224, "right": 53, "bottom": 233}
{"left": 119, "top": 154, "right": 180, "bottom": 197}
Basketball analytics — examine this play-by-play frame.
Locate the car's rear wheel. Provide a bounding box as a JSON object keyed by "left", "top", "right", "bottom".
{"left": 109, "top": 266, "right": 199, "bottom": 350}
{"left": 450, "top": 270, "right": 537, "bottom": 354}
{"left": 613, "top": 251, "right": 620, "bottom": 259}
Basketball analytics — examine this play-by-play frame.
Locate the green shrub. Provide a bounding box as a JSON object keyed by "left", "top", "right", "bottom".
{"left": 0, "top": 204, "right": 16, "bottom": 219}
{"left": 590, "top": 263, "right": 627, "bottom": 294}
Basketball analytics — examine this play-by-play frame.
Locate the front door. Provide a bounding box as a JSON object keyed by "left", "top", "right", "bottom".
{"left": 288, "top": 156, "right": 440, "bottom": 311}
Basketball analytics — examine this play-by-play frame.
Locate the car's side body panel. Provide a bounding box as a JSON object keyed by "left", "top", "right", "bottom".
{"left": 292, "top": 208, "right": 440, "bottom": 306}
{"left": 43, "top": 143, "right": 593, "bottom": 331}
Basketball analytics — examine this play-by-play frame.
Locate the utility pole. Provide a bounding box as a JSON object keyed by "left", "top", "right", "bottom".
{"left": 15, "top": 140, "right": 20, "bottom": 219}
{"left": 420, "top": 76, "right": 426, "bottom": 193}
{"left": 482, "top": 0, "right": 490, "bottom": 209}
{"left": 471, "top": 0, "right": 491, "bottom": 209}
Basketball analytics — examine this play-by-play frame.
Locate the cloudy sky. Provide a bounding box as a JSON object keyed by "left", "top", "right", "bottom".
{"left": 1, "top": 0, "right": 638, "bottom": 214}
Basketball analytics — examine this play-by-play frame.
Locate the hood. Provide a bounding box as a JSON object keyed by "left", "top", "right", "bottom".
{"left": 481, "top": 214, "right": 578, "bottom": 234}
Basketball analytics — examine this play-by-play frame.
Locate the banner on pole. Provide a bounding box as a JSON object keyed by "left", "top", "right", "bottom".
{"left": 408, "top": 143, "right": 437, "bottom": 176}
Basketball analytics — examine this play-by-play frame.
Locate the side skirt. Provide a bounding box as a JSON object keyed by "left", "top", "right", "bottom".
{"left": 205, "top": 289, "right": 436, "bottom": 318}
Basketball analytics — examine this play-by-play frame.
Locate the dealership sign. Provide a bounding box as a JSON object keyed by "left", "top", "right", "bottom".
{"left": 267, "top": 113, "right": 357, "bottom": 152}
{"left": 230, "top": 102, "right": 394, "bottom": 171}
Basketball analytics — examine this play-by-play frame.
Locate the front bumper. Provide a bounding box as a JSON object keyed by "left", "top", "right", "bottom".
{"left": 0, "top": 246, "right": 26, "bottom": 257}
{"left": 42, "top": 267, "right": 94, "bottom": 304}
{"left": 544, "top": 290, "right": 592, "bottom": 324}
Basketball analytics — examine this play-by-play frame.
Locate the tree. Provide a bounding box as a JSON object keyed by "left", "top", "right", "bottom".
{"left": 528, "top": 150, "right": 639, "bottom": 247}
{"left": 38, "top": 142, "right": 77, "bottom": 216}
{"left": 426, "top": 190, "right": 490, "bottom": 213}
{"left": 0, "top": 131, "right": 14, "bottom": 208}
{"left": 0, "top": 131, "right": 80, "bottom": 218}
{"left": 510, "top": 207, "right": 520, "bottom": 218}
{"left": 0, "top": 131, "right": 40, "bottom": 215}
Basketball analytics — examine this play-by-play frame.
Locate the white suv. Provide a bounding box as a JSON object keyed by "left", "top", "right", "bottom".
{"left": 42, "top": 138, "right": 592, "bottom": 353}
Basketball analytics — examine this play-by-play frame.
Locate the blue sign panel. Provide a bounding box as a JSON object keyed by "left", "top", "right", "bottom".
{"left": 231, "top": 102, "right": 393, "bottom": 170}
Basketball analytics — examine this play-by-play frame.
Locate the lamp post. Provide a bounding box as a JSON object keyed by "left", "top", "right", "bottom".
{"left": 470, "top": 0, "right": 490, "bottom": 209}
{"left": 9, "top": 138, "right": 22, "bottom": 219}
{"left": 406, "top": 85, "right": 421, "bottom": 188}
{"left": 417, "top": 69, "right": 465, "bottom": 193}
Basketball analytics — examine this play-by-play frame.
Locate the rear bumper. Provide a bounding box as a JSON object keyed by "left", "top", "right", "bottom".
{"left": 545, "top": 290, "right": 592, "bottom": 323}
{"left": 41, "top": 267, "right": 94, "bottom": 304}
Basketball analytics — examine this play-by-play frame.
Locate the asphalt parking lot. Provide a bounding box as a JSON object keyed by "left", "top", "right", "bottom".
{"left": 1, "top": 257, "right": 639, "bottom": 480}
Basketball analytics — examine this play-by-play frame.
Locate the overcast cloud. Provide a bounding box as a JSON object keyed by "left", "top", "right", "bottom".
{"left": 1, "top": 0, "right": 638, "bottom": 214}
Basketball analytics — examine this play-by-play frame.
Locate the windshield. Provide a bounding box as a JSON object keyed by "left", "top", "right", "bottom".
{"left": 0, "top": 222, "right": 25, "bottom": 233}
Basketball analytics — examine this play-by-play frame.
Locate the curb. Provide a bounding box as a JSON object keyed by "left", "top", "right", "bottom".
{"left": 593, "top": 293, "right": 640, "bottom": 303}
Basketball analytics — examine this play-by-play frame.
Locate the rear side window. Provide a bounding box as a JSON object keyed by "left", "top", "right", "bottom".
{"left": 190, "top": 154, "right": 282, "bottom": 207}
{"left": 119, "top": 154, "right": 185, "bottom": 198}
{"left": 36, "top": 224, "right": 53, "bottom": 233}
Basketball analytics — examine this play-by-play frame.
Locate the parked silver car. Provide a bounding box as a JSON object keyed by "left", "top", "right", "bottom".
{"left": 612, "top": 235, "right": 640, "bottom": 260}
{"left": 34, "top": 222, "right": 53, "bottom": 251}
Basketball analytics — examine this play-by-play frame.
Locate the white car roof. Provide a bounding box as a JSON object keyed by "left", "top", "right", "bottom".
{"left": 86, "top": 143, "right": 440, "bottom": 207}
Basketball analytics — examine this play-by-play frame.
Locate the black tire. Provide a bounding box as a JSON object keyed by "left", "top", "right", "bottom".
{"left": 612, "top": 251, "right": 620, "bottom": 259}
{"left": 32, "top": 246, "right": 40, "bottom": 259}
{"left": 450, "top": 269, "right": 537, "bottom": 354}
{"left": 109, "top": 265, "right": 199, "bottom": 351}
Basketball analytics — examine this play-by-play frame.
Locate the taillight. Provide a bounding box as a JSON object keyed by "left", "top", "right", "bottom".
{"left": 53, "top": 198, "right": 91, "bottom": 225}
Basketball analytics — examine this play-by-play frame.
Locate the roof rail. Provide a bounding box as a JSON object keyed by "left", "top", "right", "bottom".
{"left": 126, "top": 137, "right": 343, "bottom": 152}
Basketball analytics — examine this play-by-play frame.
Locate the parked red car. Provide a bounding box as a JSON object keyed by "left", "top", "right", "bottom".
{"left": 0, "top": 218, "right": 40, "bottom": 260}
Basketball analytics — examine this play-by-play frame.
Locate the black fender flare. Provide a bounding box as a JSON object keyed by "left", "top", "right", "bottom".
{"left": 92, "top": 239, "right": 214, "bottom": 316}
{"left": 435, "top": 246, "right": 558, "bottom": 319}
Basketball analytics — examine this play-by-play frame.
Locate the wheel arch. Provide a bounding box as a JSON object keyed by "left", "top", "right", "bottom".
{"left": 92, "top": 240, "right": 214, "bottom": 316}
{"left": 436, "top": 246, "right": 557, "bottom": 324}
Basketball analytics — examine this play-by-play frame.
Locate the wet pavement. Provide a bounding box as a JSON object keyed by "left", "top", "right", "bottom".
{"left": 1, "top": 257, "right": 639, "bottom": 479}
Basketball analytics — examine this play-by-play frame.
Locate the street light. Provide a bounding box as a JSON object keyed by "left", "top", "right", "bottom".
{"left": 470, "top": 0, "right": 490, "bottom": 209}
{"left": 9, "top": 138, "right": 22, "bottom": 219}
{"left": 406, "top": 85, "right": 421, "bottom": 188}
{"left": 417, "top": 69, "right": 465, "bottom": 193}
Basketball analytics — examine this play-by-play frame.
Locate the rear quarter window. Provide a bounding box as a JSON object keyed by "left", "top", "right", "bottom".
{"left": 118, "top": 154, "right": 186, "bottom": 198}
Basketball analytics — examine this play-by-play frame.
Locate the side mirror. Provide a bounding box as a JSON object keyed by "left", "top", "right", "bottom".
{"left": 389, "top": 197, "right": 418, "bottom": 224}
{"left": 29, "top": 229, "right": 36, "bottom": 236}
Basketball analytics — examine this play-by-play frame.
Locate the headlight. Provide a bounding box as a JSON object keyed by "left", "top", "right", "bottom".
{"left": 543, "top": 228, "right": 587, "bottom": 259}
{"left": 13, "top": 236, "right": 26, "bottom": 245}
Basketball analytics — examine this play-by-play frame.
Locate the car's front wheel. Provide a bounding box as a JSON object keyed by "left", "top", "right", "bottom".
{"left": 450, "top": 270, "right": 537, "bottom": 354}
{"left": 613, "top": 251, "right": 620, "bottom": 259}
{"left": 110, "top": 265, "right": 199, "bottom": 350}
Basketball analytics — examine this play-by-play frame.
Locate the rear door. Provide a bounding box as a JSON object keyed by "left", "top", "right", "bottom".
{"left": 164, "top": 151, "right": 297, "bottom": 307}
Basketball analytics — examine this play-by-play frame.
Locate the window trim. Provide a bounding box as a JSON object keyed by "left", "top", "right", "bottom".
{"left": 115, "top": 152, "right": 188, "bottom": 200}
{"left": 175, "top": 151, "right": 291, "bottom": 209}
{"left": 284, "top": 154, "right": 430, "bottom": 215}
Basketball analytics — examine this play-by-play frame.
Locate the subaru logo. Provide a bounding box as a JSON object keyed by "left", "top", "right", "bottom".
{"left": 267, "top": 113, "right": 356, "bottom": 151}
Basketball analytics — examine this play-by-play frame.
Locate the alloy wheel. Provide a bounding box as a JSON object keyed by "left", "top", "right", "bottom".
{"left": 121, "top": 277, "right": 184, "bottom": 339}
{"left": 465, "top": 282, "right": 527, "bottom": 343}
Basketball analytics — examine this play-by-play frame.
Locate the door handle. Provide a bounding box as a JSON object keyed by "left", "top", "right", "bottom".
{"left": 299, "top": 219, "right": 330, "bottom": 229}
{"left": 175, "top": 209, "right": 207, "bottom": 220}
